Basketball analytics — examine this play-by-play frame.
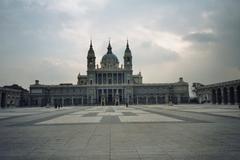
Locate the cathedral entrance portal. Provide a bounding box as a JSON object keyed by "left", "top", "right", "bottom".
{"left": 101, "top": 94, "right": 106, "bottom": 106}
{"left": 114, "top": 94, "right": 120, "bottom": 105}
{"left": 98, "top": 89, "right": 123, "bottom": 106}
{"left": 108, "top": 94, "right": 113, "bottom": 105}
{"left": 107, "top": 89, "right": 113, "bottom": 105}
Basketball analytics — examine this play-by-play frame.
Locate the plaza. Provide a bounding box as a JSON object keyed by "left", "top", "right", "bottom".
{"left": 1, "top": 1, "right": 240, "bottom": 159}
{"left": 0, "top": 104, "right": 240, "bottom": 160}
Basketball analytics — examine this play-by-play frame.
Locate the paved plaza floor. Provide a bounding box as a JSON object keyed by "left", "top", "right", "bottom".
{"left": 0, "top": 104, "right": 240, "bottom": 160}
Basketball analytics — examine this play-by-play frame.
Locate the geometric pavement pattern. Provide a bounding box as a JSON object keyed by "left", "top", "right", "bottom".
{"left": 37, "top": 106, "right": 183, "bottom": 125}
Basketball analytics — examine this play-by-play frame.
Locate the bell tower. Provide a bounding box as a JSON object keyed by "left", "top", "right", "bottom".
{"left": 87, "top": 40, "right": 96, "bottom": 70}
{"left": 124, "top": 40, "right": 132, "bottom": 70}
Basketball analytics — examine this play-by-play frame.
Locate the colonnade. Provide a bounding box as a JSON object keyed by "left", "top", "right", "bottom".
{"left": 134, "top": 94, "right": 188, "bottom": 104}
{"left": 50, "top": 94, "right": 189, "bottom": 106}
{"left": 212, "top": 86, "right": 240, "bottom": 105}
{"left": 95, "top": 72, "right": 124, "bottom": 84}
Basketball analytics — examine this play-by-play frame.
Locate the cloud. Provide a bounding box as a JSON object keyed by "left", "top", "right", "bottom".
{"left": 134, "top": 41, "right": 179, "bottom": 67}
{"left": 183, "top": 32, "right": 216, "bottom": 43}
{"left": 46, "top": 0, "right": 109, "bottom": 15}
{"left": 0, "top": 0, "right": 240, "bottom": 90}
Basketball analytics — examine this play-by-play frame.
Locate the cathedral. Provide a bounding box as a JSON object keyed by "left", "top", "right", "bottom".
{"left": 30, "top": 41, "right": 189, "bottom": 106}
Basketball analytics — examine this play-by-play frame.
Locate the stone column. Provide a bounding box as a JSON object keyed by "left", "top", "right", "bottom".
{"left": 226, "top": 89, "right": 229, "bottom": 104}
{"left": 237, "top": 87, "right": 240, "bottom": 104}
{"left": 228, "top": 87, "right": 231, "bottom": 105}
{"left": 51, "top": 97, "right": 54, "bottom": 106}
{"left": 214, "top": 90, "right": 218, "bottom": 105}
{"left": 155, "top": 95, "right": 158, "bottom": 104}
{"left": 234, "top": 87, "right": 238, "bottom": 105}
{"left": 221, "top": 88, "right": 224, "bottom": 105}
{"left": 91, "top": 96, "right": 93, "bottom": 105}
{"left": 107, "top": 89, "right": 108, "bottom": 104}
{"left": 120, "top": 73, "right": 122, "bottom": 84}
{"left": 96, "top": 73, "right": 98, "bottom": 84}
{"left": 122, "top": 73, "right": 124, "bottom": 84}
{"left": 126, "top": 94, "right": 129, "bottom": 104}
{"left": 106, "top": 73, "right": 108, "bottom": 84}
{"left": 112, "top": 73, "right": 113, "bottom": 84}
{"left": 119, "top": 73, "right": 121, "bottom": 84}
{"left": 165, "top": 94, "right": 169, "bottom": 104}
{"left": 177, "top": 95, "right": 181, "bottom": 104}
{"left": 220, "top": 89, "right": 223, "bottom": 104}
{"left": 98, "top": 73, "right": 99, "bottom": 84}
{"left": 117, "top": 73, "right": 118, "bottom": 84}
{"left": 62, "top": 97, "right": 64, "bottom": 106}
{"left": 0, "top": 91, "right": 2, "bottom": 107}
{"left": 101, "top": 73, "right": 103, "bottom": 84}
{"left": 38, "top": 97, "right": 41, "bottom": 106}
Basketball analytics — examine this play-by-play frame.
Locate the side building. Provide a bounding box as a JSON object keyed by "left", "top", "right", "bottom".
{"left": 193, "top": 79, "right": 240, "bottom": 105}
{"left": 30, "top": 41, "right": 189, "bottom": 106}
{"left": 0, "top": 84, "right": 29, "bottom": 108}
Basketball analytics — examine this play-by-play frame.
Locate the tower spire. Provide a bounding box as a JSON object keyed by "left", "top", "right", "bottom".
{"left": 87, "top": 39, "right": 95, "bottom": 58}
{"left": 90, "top": 39, "right": 93, "bottom": 48}
{"left": 124, "top": 39, "right": 132, "bottom": 70}
{"left": 125, "top": 39, "right": 131, "bottom": 53}
{"left": 87, "top": 39, "right": 96, "bottom": 70}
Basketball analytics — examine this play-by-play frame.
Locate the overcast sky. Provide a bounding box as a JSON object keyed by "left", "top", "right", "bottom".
{"left": 0, "top": 0, "right": 240, "bottom": 91}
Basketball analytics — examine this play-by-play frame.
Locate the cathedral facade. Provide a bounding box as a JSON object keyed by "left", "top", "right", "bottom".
{"left": 30, "top": 41, "right": 189, "bottom": 106}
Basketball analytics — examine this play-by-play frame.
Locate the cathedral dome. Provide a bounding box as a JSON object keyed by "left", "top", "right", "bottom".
{"left": 101, "top": 42, "right": 119, "bottom": 68}
{"left": 101, "top": 53, "right": 119, "bottom": 65}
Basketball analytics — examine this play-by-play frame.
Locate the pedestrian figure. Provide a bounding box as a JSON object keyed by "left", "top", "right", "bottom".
{"left": 238, "top": 105, "right": 240, "bottom": 109}
{"left": 126, "top": 102, "right": 128, "bottom": 108}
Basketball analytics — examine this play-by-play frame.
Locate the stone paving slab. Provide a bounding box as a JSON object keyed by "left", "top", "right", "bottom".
{"left": 122, "top": 112, "right": 137, "bottom": 116}
{"left": 174, "top": 106, "right": 240, "bottom": 118}
{"left": 119, "top": 114, "right": 182, "bottom": 123}
{"left": 0, "top": 106, "right": 76, "bottom": 120}
{"left": 101, "top": 116, "right": 121, "bottom": 123}
{"left": 141, "top": 104, "right": 240, "bottom": 119}
{"left": 36, "top": 115, "right": 102, "bottom": 124}
{"left": 82, "top": 112, "right": 98, "bottom": 117}
{"left": 0, "top": 113, "right": 31, "bottom": 119}
{"left": 98, "top": 112, "right": 123, "bottom": 116}
{"left": 210, "top": 111, "right": 240, "bottom": 118}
